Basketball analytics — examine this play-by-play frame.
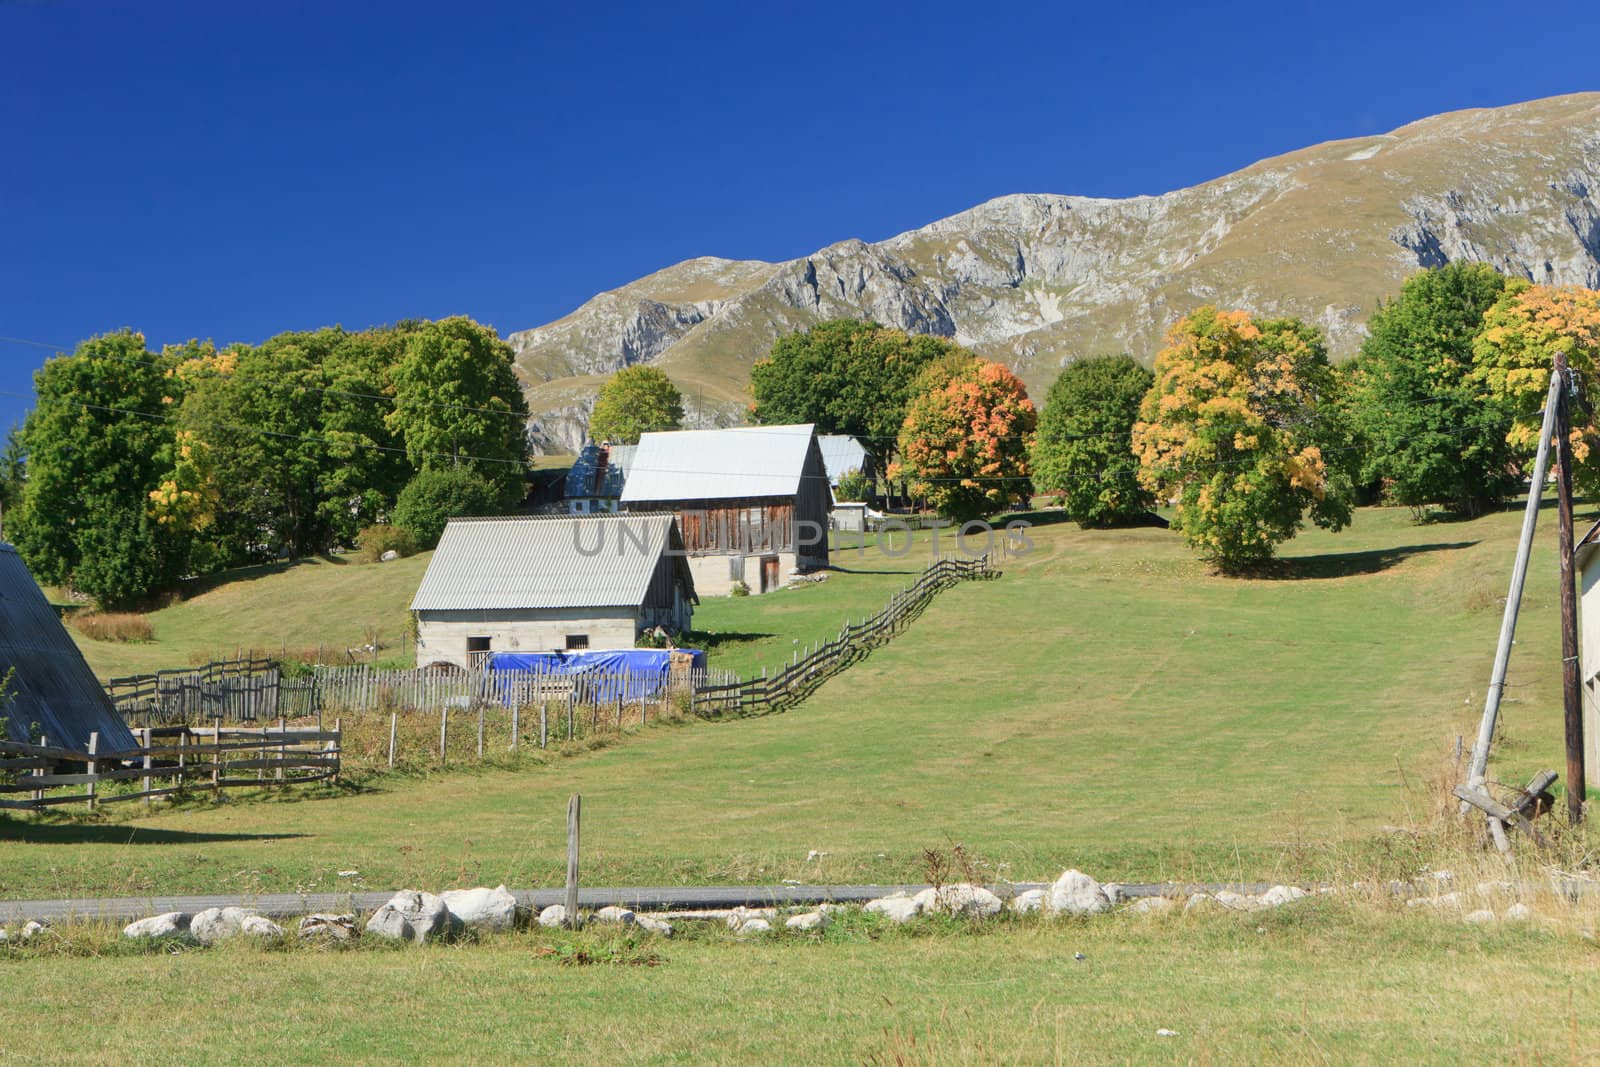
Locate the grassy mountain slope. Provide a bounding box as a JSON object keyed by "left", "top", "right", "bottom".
{"left": 508, "top": 93, "right": 1600, "bottom": 450}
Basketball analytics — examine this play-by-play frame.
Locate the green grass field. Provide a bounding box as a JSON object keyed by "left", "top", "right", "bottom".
{"left": 2, "top": 903, "right": 1596, "bottom": 1065}
{"left": 5, "top": 503, "right": 1582, "bottom": 900}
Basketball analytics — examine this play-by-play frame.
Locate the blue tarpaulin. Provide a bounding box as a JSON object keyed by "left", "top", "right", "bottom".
{"left": 487, "top": 648, "right": 705, "bottom": 703}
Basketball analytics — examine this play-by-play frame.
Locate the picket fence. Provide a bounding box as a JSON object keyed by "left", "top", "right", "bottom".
{"left": 692, "top": 553, "right": 993, "bottom": 717}
{"left": 0, "top": 723, "right": 341, "bottom": 811}
{"left": 106, "top": 657, "right": 319, "bottom": 724}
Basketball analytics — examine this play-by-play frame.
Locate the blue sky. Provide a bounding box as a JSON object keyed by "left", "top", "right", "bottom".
{"left": 2, "top": 0, "right": 1597, "bottom": 432}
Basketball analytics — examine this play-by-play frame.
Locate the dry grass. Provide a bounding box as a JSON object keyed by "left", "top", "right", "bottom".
{"left": 68, "top": 611, "right": 154, "bottom": 644}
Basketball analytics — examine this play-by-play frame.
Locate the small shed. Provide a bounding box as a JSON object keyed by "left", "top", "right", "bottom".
{"left": 0, "top": 543, "right": 136, "bottom": 752}
{"left": 620, "top": 424, "right": 831, "bottom": 595}
{"left": 817, "top": 434, "right": 873, "bottom": 488}
{"left": 409, "top": 513, "right": 697, "bottom": 671}
{"left": 564, "top": 442, "right": 636, "bottom": 514}
{"left": 1572, "top": 519, "right": 1600, "bottom": 790}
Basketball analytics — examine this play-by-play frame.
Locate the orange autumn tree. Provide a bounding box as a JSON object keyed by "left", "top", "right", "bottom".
{"left": 1472, "top": 282, "right": 1600, "bottom": 496}
{"left": 891, "top": 354, "right": 1036, "bottom": 522}
{"left": 1131, "top": 306, "right": 1356, "bottom": 572}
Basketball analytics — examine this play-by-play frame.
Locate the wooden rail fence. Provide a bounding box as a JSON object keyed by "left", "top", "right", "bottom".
{"left": 692, "top": 553, "right": 993, "bottom": 717}
{"left": 106, "top": 656, "right": 319, "bottom": 724}
{"left": 0, "top": 723, "right": 341, "bottom": 811}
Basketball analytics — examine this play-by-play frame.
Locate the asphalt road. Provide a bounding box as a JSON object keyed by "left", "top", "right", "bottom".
{"left": 0, "top": 881, "right": 1293, "bottom": 924}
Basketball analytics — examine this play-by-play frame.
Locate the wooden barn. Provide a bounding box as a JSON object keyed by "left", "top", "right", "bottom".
{"left": 409, "top": 513, "right": 697, "bottom": 670}
{"left": 0, "top": 542, "right": 137, "bottom": 752}
{"left": 620, "top": 424, "right": 830, "bottom": 595}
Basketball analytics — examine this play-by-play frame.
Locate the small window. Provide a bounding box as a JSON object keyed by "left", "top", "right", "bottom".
{"left": 565, "top": 634, "right": 589, "bottom": 650}
{"left": 467, "top": 635, "right": 491, "bottom": 670}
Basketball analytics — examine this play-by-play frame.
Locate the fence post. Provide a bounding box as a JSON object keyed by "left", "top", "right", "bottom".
{"left": 511, "top": 703, "right": 520, "bottom": 751}
{"left": 565, "top": 793, "right": 581, "bottom": 928}
{"left": 332, "top": 716, "right": 341, "bottom": 783}
{"left": 388, "top": 712, "right": 397, "bottom": 769}
{"left": 540, "top": 703, "right": 549, "bottom": 749}
{"left": 212, "top": 716, "right": 223, "bottom": 793}
{"left": 566, "top": 691, "right": 574, "bottom": 742}
{"left": 141, "top": 727, "right": 153, "bottom": 809}
{"left": 477, "top": 703, "right": 485, "bottom": 759}
{"left": 85, "top": 731, "right": 99, "bottom": 811}
{"left": 276, "top": 716, "right": 286, "bottom": 783}
{"left": 439, "top": 707, "right": 448, "bottom": 766}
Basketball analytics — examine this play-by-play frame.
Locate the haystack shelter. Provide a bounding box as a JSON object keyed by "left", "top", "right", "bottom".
{"left": 409, "top": 513, "right": 697, "bottom": 670}
{"left": 0, "top": 543, "right": 137, "bottom": 752}
{"left": 619, "top": 424, "right": 831, "bottom": 595}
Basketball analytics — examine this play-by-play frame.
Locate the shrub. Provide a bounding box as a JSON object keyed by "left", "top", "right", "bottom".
{"left": 835, "top": 467, "right": 870, "bottom": 503}
{"left": 729, "top": 580, "right": 750, "bottom": 597}
{"left": 1031, "top": 355, "right": 1154, "bottom": 527}
{"left": 70, "top": 611, "right": 154, "bottom": 643}
{"left": 393, "top": 467, "right": 501, "bottom": 549}
{"left": 355, "top": 524, "right": 418, "bottom": 563}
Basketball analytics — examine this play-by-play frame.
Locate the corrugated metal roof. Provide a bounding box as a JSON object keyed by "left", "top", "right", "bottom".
{"left": 563, "top": 443, "right": 637, "bottom": 499}
{"left": 410, "top": 513, "right": 683, "bottom": 611}
{"left": 817, "top": 434, "right": 869, "bottom": 487}
{"left": 0, "top": 543, "right": 137, "bottom": 751}
{"left": 620, "top": 424, "right": 817, "bottom": 502}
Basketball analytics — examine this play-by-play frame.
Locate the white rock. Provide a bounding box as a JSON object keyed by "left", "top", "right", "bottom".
{"left": 1156, "top": 1029, "right": 1179, "bottom": 1038}
{"left": 240, "top": 916, "right": 284, "bottom": 938}
{"left": 1464, "top": 909, "right": 1497, "bottom": 925}
{"left": 1503, "top": 902, "right": 1533, "bottom": 922}
{"left": 124, "top": 912, "right": 193, "bottom": 940}
{"left": 1101, "top": 883, "right": 1127, "bottom": 904}
{"left": 366, "top": 890, "right": 458, "bottom": 943}
{"left": 785, "top": 909, "right": 829, "bottom": 931}
{"left": 1183, "top": 894, "right": 1220, "bottom": 914}
{"left": 191, "top": 906, "right": 258, "bottom": 944}
{"left": 1126, "top": 896, "right": 1176, "bottom": 915}
{"left": 440, "top": 885, "right": 518, "bottom": 930}
{"left": 379, "top": 549, "right": 399, "bottom": 562}
{"left": 913, "top": 884, "right": 1004, "bottom": 918}
{"left": 1405, "top": 892, "right": 1463, "bottom": 910}
{"left": 635, "top": 915, "right": 674, "bottom": 937}
{"left": 1046, "top": 870, "right": 1111, "bottom": 917}
{"left": 0, "top": 927, "right": 7, "bottom": 943}
{"left": 298, "top": 913, "right": 358, "bottom": 941}
{"left": 724, "top": 905, "right": 775, "bottom": 931}
{"left": 734, "top": 917, "right": 772, "bottom": 936}
{"left": 1010, "top": 889, "right": 1047, "bottom": 914}
{"left": 1212, "top": 890, "right": 1261, "bottom": 912}
{"left": 592, "top": 905, "right": 636, "bottom": 926}
{"left": 805, "top": 849, "right": 829, "bottom": 861}
{"left": 865, "top": 894, "right": 922, "bottom": 924}
{"left": 537, "top": 904, "right": 567, "bottom": 928}
{"left": 1258, "top": 885, "right": 1309, "bottom": 908}
{"left": 20, "top": 920, "right": 47, "bottom": 942}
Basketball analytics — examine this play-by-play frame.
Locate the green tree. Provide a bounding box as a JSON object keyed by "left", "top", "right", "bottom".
{"left": 13, "top": 330, "right": 188, "bottom": 607}
{"left": 393, "top": 466, "right": 501, "bottom": 548}
{"left": 835, "top": 467, "right": 870, "bottom": 502}
{"left": 1472, "top": 282, "right": 1600, "bottom": 496}
{"left": 1348, "top": 263, "right": 1514, "bottom": 517}
{"left": 750, "top": 320, "right": 961, "bottom": 463}
{"left": 1131, "top": 307, "right": 1357, "bottom": 572}
{"left": 892, "top": 354, "right": 1036, "bottom": 522}
{"left": 385, "top": 317, "right": 529, "bottom": 507}
{"left": 588, "top": 365, "right": 684, "bottom": 444}
{"left": 0, "top": 425, "right": 24, "bottom": 532}
{"left": 1030, "top": 355, "right": 1154, "bottom": 526}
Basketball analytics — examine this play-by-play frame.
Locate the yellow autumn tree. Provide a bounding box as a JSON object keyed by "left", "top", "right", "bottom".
{"left": 1131, "top": 306, "right": 1356, "bottom": 572}
{"left": 1472, "top": 282, "right": 1600, "bottom": 496}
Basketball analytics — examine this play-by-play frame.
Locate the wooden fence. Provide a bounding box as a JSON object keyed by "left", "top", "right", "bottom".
{"left": 692, "top": 553, "right": 993, "bottom": 717}
{"left": 106, "top": 656, "right": 319, "bottom": 724}
{"left": 0, "top": 723, "right": 341, "bottom": 811}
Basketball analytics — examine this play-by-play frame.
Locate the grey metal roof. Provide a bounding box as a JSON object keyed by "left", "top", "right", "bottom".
{"left": 563, "top": 443, "right": 637, "bottom": 499}
{"left": 0, "top": 543, "right": 137, "bottom": 751}
{"left": 817, "top": 434, "right": 869, "bottom": 487}
{"left": 410, "top": 513, "right": 686, "bottom": 611}
{"left": 620, "top": 424, "right": 817, "bottom": 503}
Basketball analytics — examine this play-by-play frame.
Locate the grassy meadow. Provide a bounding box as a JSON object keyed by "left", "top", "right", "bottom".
{"left": 4, "top": 502, "right": 1583, "bottom": 900}
{"left": 2, "top": 902, "right": 1597, "bottom": 1065}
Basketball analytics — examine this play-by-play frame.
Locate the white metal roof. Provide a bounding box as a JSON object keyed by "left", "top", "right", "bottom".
{"left": 410, "top": 513, "right": 685, "bottom": 611}
{"left": 620, "top": 424, "right": 817, "bottom": 503}
{"left": 816, "top": 434, "right": 869, "bottom": 486}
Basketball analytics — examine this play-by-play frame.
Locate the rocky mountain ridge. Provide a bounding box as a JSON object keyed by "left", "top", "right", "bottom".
{"left": 509, "top": 93, "right": 1600, "bottom": 453}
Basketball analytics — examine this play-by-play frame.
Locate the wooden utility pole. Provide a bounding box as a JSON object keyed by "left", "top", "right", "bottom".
{"left": 1555, "top": 350, "right": 1586, "bottom": 823}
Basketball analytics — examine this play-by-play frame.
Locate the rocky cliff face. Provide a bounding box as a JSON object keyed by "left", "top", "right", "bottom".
{"left": 510, "top": 93, "right": 1600, "bottom": 453}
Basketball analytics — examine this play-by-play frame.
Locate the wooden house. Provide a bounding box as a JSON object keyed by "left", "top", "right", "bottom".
{"left": 620, "top": 424, "right": 831, "bottom": 595}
